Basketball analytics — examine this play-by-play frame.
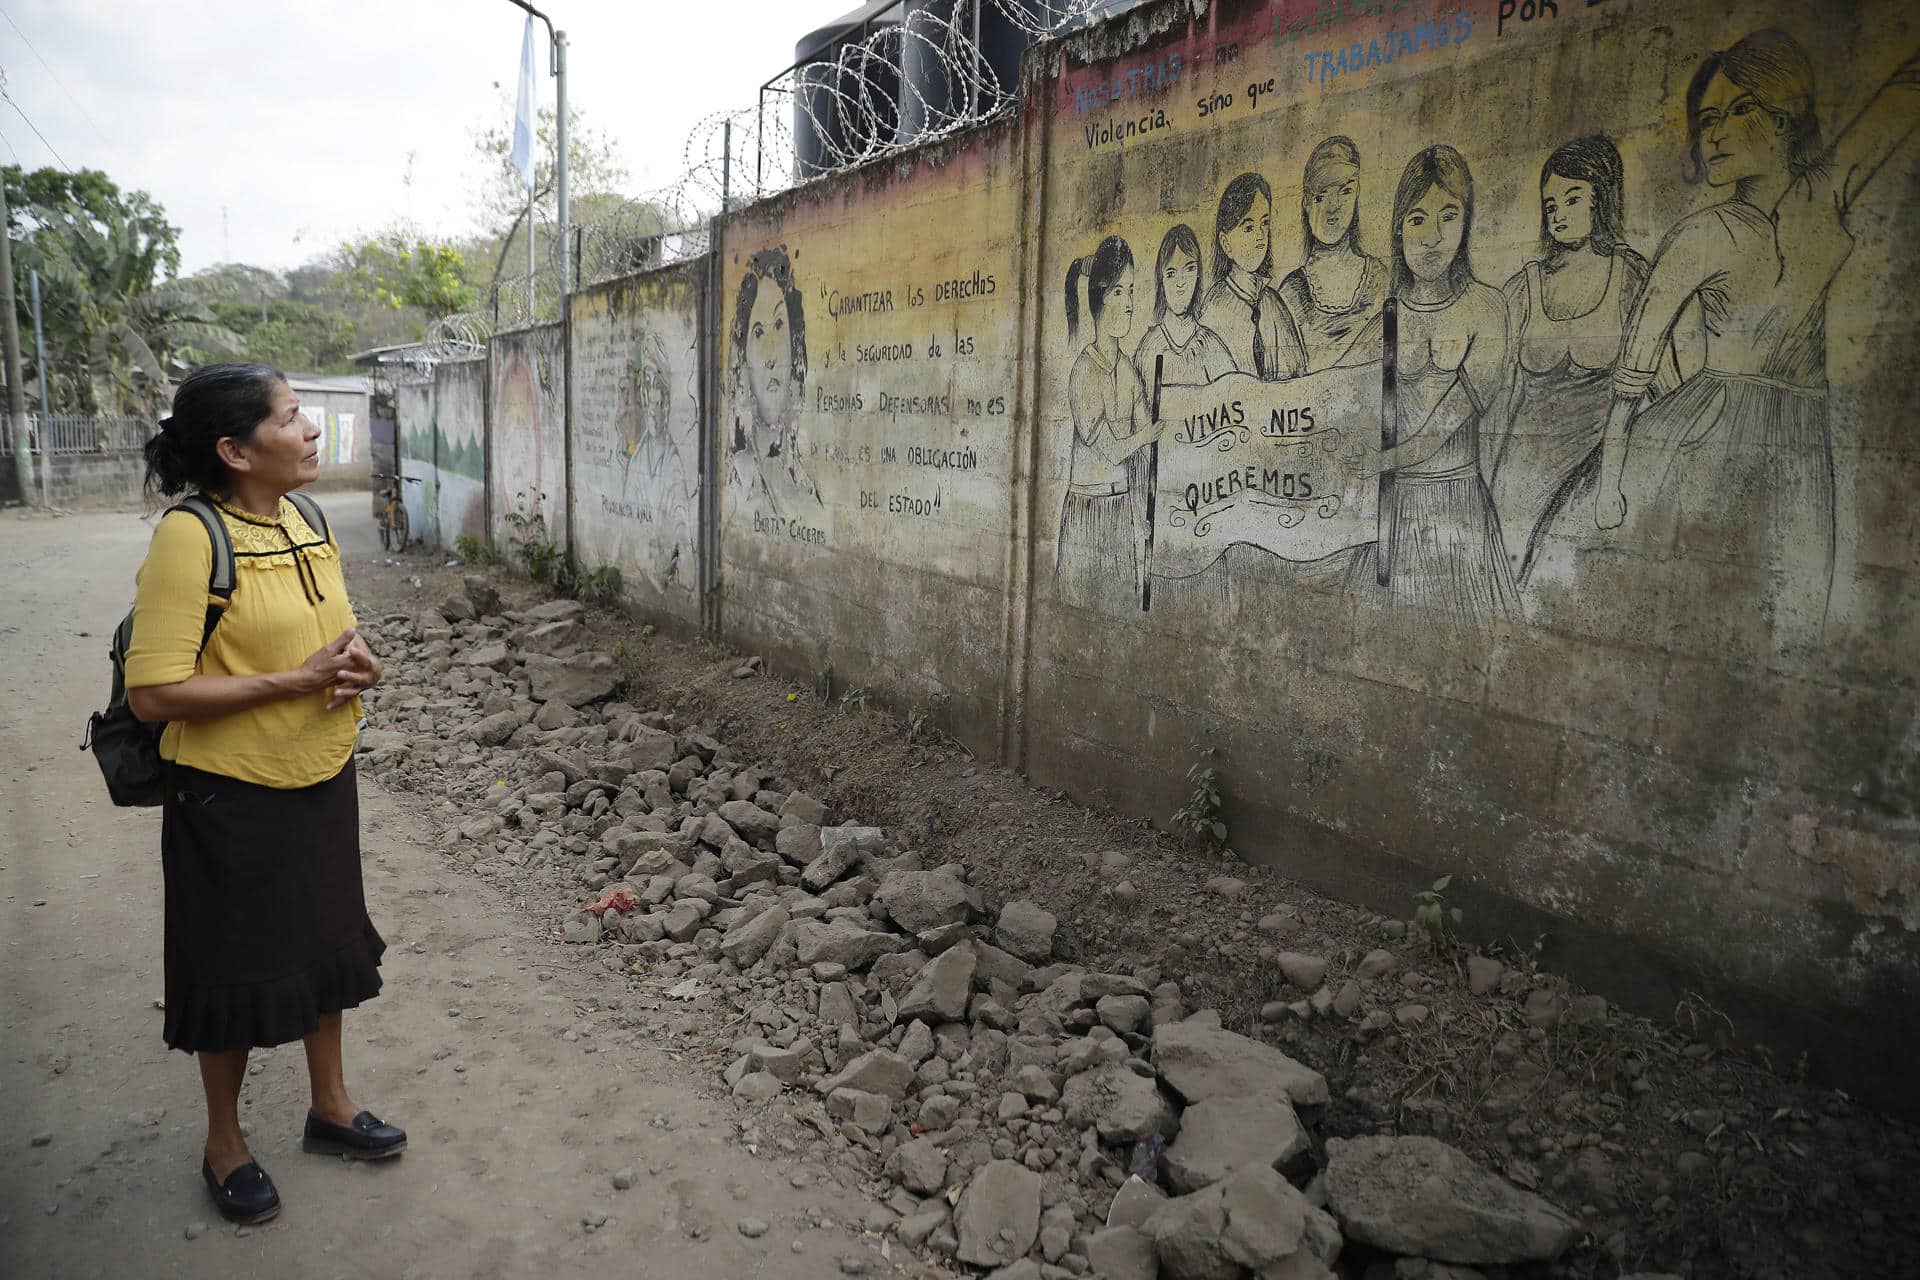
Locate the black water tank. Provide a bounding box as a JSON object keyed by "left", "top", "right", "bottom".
{"left": 896, "top": 0, "right": 1046, "bottom": 143}
{"left": 792, "top": 0, "right": 903, "bottom": 181}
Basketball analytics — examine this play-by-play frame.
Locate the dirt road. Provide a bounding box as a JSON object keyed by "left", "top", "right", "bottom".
{"left": 0, "top": 494, "right": 874, "bottom": 1279}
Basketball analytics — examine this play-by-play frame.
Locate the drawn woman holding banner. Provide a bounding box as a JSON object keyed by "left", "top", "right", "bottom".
{"left": 1594, "top": 31, "right": 1920, "bottom": 652}
{"left": 1350, "top": 145, "right": 1518, "bottom": 627}
{"left": 1277, "top": 136, "right": 1389, "bottom": 373}
{"left": 1491, "top": 135, "right": 1648, "bottom": 588}
{"left": 1133, "top": 224, "right": 1237, "bottom": 387}
{"left": 1199, "top": 174, "right": 1308, "bottom": 381}
{"left": 1055, "top": 236, "right": 1161, "bottom": 612}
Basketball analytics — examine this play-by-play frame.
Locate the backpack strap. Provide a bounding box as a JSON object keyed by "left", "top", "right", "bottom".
{"left": 170, "top": 494, "right": 235, "bottom": 647}
{"left": 285, "top": 489, "right": 331, "bottom": 546}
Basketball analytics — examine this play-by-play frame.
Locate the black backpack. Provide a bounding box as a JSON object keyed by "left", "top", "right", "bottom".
{"left": 82, "top": 491, "right": 331, "bottom": 806}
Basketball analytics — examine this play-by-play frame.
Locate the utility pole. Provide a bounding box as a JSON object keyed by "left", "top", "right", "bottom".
{"left": 505, "top": 1, "right": 569, "bottom": 296}
{"left": 1, "top": 178, "right": 34, "bottom": 502}
{"left": 30, "top": 271, "right": 51, "bottom": 428}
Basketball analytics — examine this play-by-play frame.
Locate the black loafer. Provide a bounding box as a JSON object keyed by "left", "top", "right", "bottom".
{"left": 202, "top": 1157, "right": 281, "bottom": 1224}
{"left": 301, "top": 1109, "right": 407, "bottom": 1160}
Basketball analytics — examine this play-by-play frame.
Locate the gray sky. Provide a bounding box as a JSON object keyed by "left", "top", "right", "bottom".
{"left": 0, "top": 0, "right": 831, "bottom": 274}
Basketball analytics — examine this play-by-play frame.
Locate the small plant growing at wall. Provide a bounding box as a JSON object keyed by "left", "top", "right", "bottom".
{"left": 575, "top": 565, "right": 622, "bottom": 604}
{"left": 1171, "top": 744, "right": 1228, "bottom": 853}
{"left": 1412, "top": 875, "right": 1464, "bottom": 951}
{"left": 453, "top": 535, "right": 497, "bottom": 565}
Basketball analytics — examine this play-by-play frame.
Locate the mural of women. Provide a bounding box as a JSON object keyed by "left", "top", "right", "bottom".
{"left": 1491, "top": 135, "right": 1648, "bottom": 588}
{"left": 1133, "top": 224, "right": 1237, "bottom": 387}
{"left": 1276, "top": 136, "right": 1389, "bottom": 373}
{"left": 623, "top": 327, "right": 697, "bottom": 592}
{"left": 1594, "top": 31, "right": 1919, "bottom": 651}
{"left": 1351, "top": 145, "right": 1518, "bottom": 627}
{"left": 1198, "top": 174, "right": 1308, "bottom": 380}
{"left": 728, "top": 245, "right": 821, "bottom": 521}
{"left": 1055, "top": 236, "right": 1160, "bottom": 612}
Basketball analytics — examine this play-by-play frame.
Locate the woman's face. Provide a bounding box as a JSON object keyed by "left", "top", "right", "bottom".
{"left": 1161, "top": 245, "right": 1200, "bottom": 317}
{"left": 1541, "top": 173, "right": 1594, "bottom": 248}
{"left": 1696, "top": 70, "right": 1788, "bottom": 188}
{"left": 1219, "top": 191, "right": 1271, "bottom": 275}
{"left": 227, "top": 380, "right": 319, "bottom": 491}
{"left": 744, "top": 277, "right": 794, "bottom": 426}
{"left": 1400, "top": 181, "right": 1465, "bottom": 285}
{"left": 1308, "top": 163, "right": 1359, "bottom": 247}
{"left": 1099, "top": 265, "right": 1137, "bottom": 341}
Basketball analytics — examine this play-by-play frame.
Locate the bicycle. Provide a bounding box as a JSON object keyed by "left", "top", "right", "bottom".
{"left": 370, "top": 472, "right": 422, "bottom": 552}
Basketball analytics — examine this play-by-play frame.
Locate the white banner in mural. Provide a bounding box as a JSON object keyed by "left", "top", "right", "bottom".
{"left": 1151, "top": 364, "right": 1380, "bottom": 576}
{"left": 334, "top": 412, "right": 355, "bottom": 465}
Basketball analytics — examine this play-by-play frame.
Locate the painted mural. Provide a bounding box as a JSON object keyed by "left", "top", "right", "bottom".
{"left": 570, "top": 267, "right": 702, "bottom": 619}
{"left": 1043, "top": 7, "right": 1920, "bottom": 658}
{"left": 714, "top": 122, "right": 1023, "bottom": 735}
{"left": 489, "top": 325, "right": 568, "bottom": 553}
{"left": 395, "top": 380, "right": 435, "bottom": 546}
{"left": 432, "top": 358, "right": 488, "bottom": 546}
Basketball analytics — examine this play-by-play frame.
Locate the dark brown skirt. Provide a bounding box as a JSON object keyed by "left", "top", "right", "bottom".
{"left": 160, "top": 758, "right": 385, "bottom": 1053}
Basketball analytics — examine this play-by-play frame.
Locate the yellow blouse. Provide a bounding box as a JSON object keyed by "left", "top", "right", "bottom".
{"left": 124, "top": 495, "right": 362, "bottom": 789}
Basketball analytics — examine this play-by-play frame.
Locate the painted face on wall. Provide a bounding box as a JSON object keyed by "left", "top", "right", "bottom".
{"left": 1162, "top": 246, "right": 1199, "bottom": 318}
{"left": 1308, "top": 164, "right": 1359, "bottom": 247}
{"left": 1695, "top": 70, "right": 1789, "bottom": 188}
{"left": 1100, "top": 266, "right": 1137, "bottom": 341}
{"left": 1219, "top": 192, "right": 1271, "bottom": 276}
{"left": 1541, "top": 174, "right": 1594, "bottom": 248}
{"left": 744, "top": 280, "right": 793, "bottom": 426}
{"left": 1400, "top": 182, "right": 1464, "bottom": 285}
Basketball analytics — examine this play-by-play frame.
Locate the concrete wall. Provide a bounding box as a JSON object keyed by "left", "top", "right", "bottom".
{"left": 396, "top": 379, "right": 435, "bottom": 543}
{"left": 1016, "top": 0, "right": 1920, "bottom": 1089}
{"left": 488, "top": 325, "right": 568, "bottom": 554}
{"left": 568, "top": 263, "right": 705, "bottom": 628}
{"left": 31, "top": 451, "right": 150, "bottom": 508}
{"left": 288, "top": 382, "right": 373, "bottom": 490}
{"left": 713, "top": 119, "right": 1028, "bottom": 748}
{"left": 431, "top": 359, "right": 487, "bottom": 547}
{"left": 453, "top": 0, "right": 1920, "bottom": 1095}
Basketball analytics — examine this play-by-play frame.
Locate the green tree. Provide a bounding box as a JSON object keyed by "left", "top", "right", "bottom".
{"left": 335, "top": 230, "right": 479, "bottom": 318}
{"left": 7, "top": 164, "right": 241, "bottom": 414}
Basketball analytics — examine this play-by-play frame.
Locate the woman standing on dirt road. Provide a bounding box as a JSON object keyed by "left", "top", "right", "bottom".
{"left": 125, "top": 363, "right": 404, "bottom": 1226}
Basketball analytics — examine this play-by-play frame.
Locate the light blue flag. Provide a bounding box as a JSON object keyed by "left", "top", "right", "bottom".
{"left": 510, "top": 16, "right": 536, "bottom": 190}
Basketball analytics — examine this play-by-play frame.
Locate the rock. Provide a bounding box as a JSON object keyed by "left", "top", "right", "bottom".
{"left": 874, "top": 870, "right": 979, "bottom": 934}
{"left": 794, "top": 919, "right": 904, "bottom": 971}
{"left": 1331, "top": 980, "right": 1363, "bottom": 1018}
{"left": 1323, "top": 1135, "right": 1577, "bottom": 1263}
{"left": 438, "top": 592, "right": 476, "bottom": 622}
{"left": 801, "top": 836, "right": 864, "bottom": 892}
{"left": 526, "top": 598, "right": 586, "bottom": 622}
{"left": 1522, "top": 988, "right": 1566, "bottom": 1030}
{"left": 1355, "top": 948, "right": 1397, "bottom": 980}
{"left": 995, "top": 900, "right": 1057, "bottom": 963}
{"left": 582, "top": 1206, "right": 609, "bottom": 1230}
{"left": 738, "top": 1217, "right": 769, "bottom": 1239}
{"left": 780, "top": 790, "right": 829, "bottom": 827}
{"left": 919, "top": 1094, "right": 961, "bottom": 1130}
{"left": 1395, "top": 1004, "right": 1430, "bottom": 1027}
{"left": 29, "top": 1132, "right": 52, "bottom": 1147}
{"left": 826, "top": 1087, "right": 892, "bottom": 1132}
{"left": 1013, "top": 1063, "right": 1059, "bottom": 1103}
{"left": 887, "top": 1137, "right": 950, "bottom": 1194}
{"left": 732, "top": 1072, "right": 782, "bottom": 1103}
{"left": 1276, "top": 952, "right": 1329, "bottom": 991}
{"left": 718, "top": 799, "right": 781, "bottom": 842}
{"left": 776, "top": 824, "right": 824, "bottom": 866}
{"left": 818, "top": 982, "right": 859, "bottom": 1029}
{"left": 1143, "top": 1183, "right": 1233, "bottom": 1280}
{"left": 1206, "top": 875, "right": 1248, "bottom": 899}
{"left": 525, "top": 651, "right": 617, "bottom": 706}
{"left": 897, "top": 1207, "right": 949, "bottom": 1247}
{"left": 461, "top": 640, "right": 511, "bottom": 670}
{"left": 1258, "top": 911, "right": 1301, "bottom": 938}
{"left": 1465, "top": 955, "right": 1503, "bottom": 995}
{"left": 818, "top": 1049, "right": 917, "bottom": 1101}
{"left": 521, "top": 618, "right": 581, "bottom": 656}
{"left": 986, "top": 1263, "right": 1041, "bottom": 1280}
{"left": 1097, "top": 993, "right": 1152, "bottom": 1035}
{"left": 1062, "top": 1064, "right": 1178, "bottom": 1144}
{"left": 954, "top": 1160, "right": 1042, "bottom": 1268}
{"left": 898, "top": 1020, "right": 936, "bottom": 1064}
{"left": 1146, "top": 1164, "right": 1315, "bottom": 1279}
{"left": 1039, "top": 1203, "right": 1076, "bottom": 1262}
{"left": 1162, "top": 1096, "right": 1310, "bottom": 1193}
{"left": 899, "top": 944, "right": 977, "bottom": 1023}
{"left": 469, "top": 710, "right": 520, "bottom": 746}
{"left": 1153, "top": 1021, "right": 1329, "bottom": 1108}
{"left": 612, "top": 1167, "right": 637, "bottom": 1189}
{"left": 662, "top": 902, "right": 705, "bottom": 942}
{"left": 183, "top": 1220, "right": 209, "bottom": 1240}
{"left": 1086, "top": 1226, "right": 1157, "bottom": 1280}
{"left": 562, "top": 915, "right": 602, "bottom": 944}
{"left": 1107, "top": 1175, "right": 1168, "bottom": 1229}
{"left": 719, "top": 905, "right": 789, "bottom": 967}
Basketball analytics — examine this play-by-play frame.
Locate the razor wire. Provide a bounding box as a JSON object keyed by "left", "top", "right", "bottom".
{"left": 565, "top": 0, "right": 1114, "bottom": 290}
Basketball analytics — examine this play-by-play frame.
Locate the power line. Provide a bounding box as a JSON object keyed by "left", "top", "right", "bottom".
{"left": 0, "top": 73, "right": 71, "bottom": 172}
{"left": 0, "top": 3, "right": 110, "bottom": 148}
{"left": 0, "top": 123, "right": 21, "bottom": 165}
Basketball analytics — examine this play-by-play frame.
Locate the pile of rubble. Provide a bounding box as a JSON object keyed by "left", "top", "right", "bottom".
{"left": 354, "top": 578, "right": 1663, "bottom": 1280}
